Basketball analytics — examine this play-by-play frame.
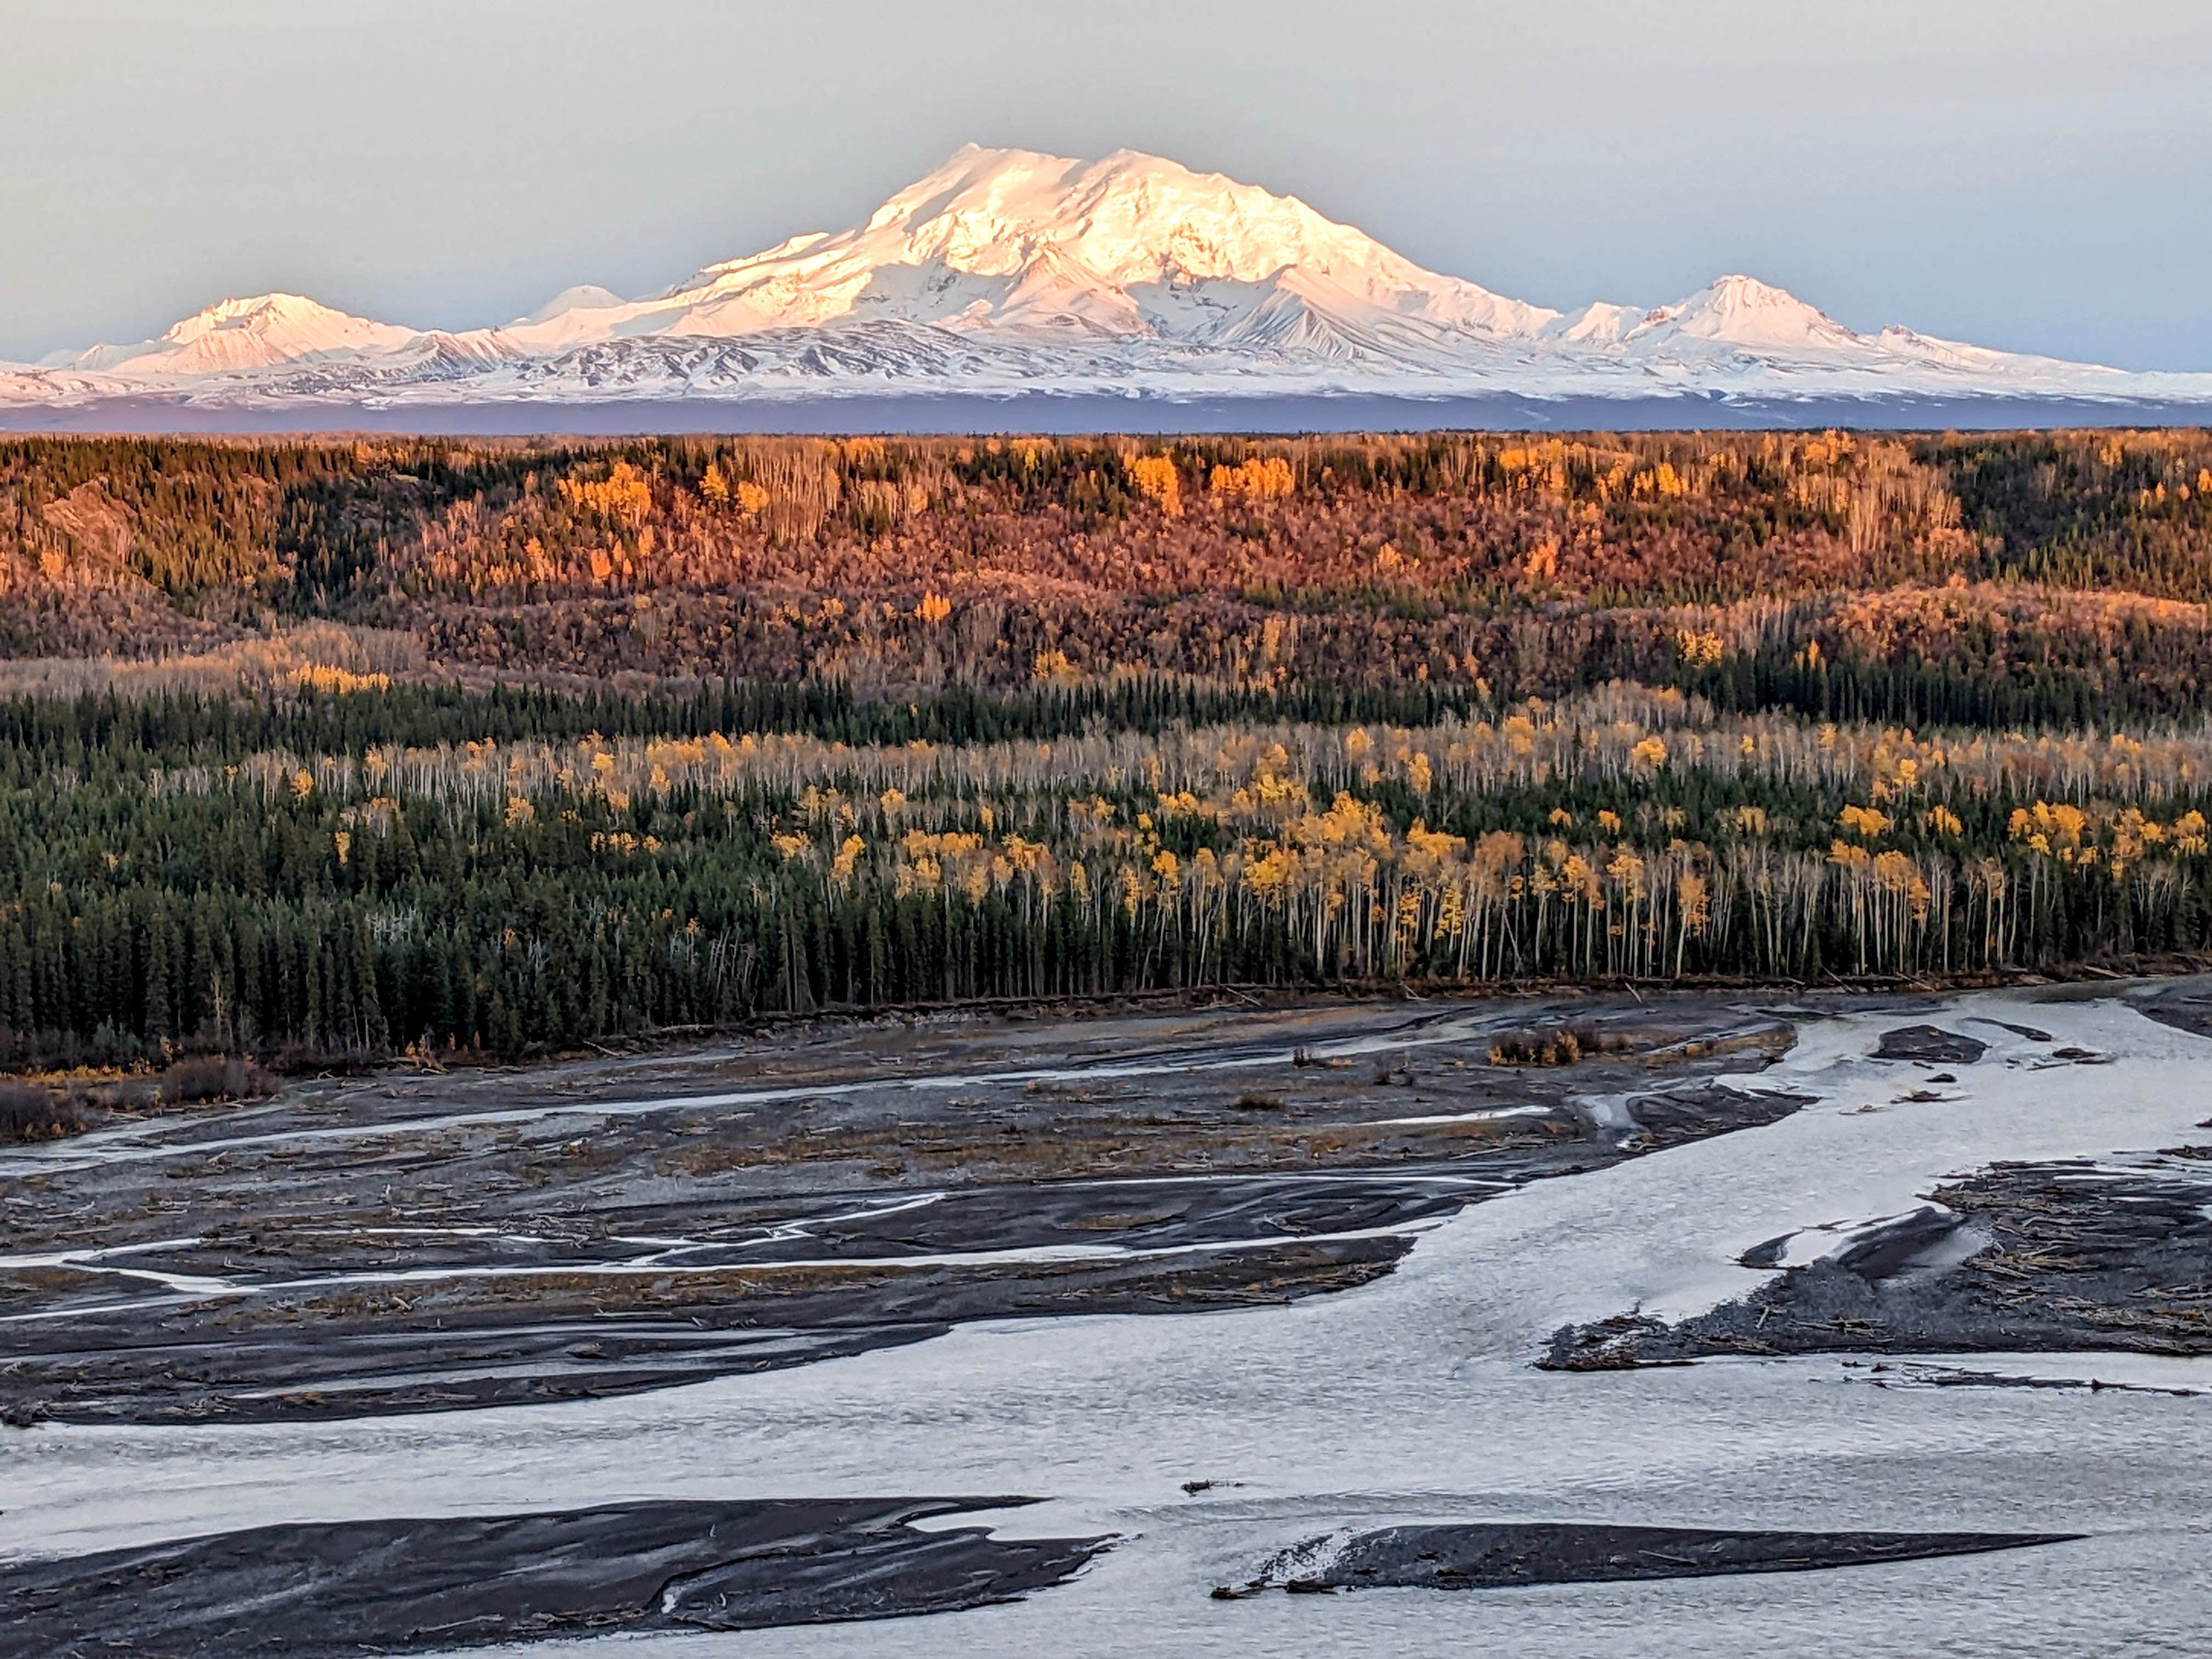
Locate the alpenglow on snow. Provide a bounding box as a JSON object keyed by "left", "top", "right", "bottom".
{"left": 7, "top": 144, "right": 2210, "bottom": 415}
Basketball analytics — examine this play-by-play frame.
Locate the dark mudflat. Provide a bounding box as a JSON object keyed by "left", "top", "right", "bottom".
{"left": 1842, "top": 1360, "right": 2205, "bottom": 1398}
{"left": 1215, "top": 1521, "right": 2078, "bottom": 1596}
{"left": 1873, "top": 1024, "right": 1988, "bottom": 1064}
{"left": 2135, "top": 985, "right": 2212, "bottom": 1041}
{"left": 0, "top": 1497, "right": 1108, "bottom": 1657}
{"left": 1546, "top": 1152, "right": 2212, "bottom": 1369}
{"left": 0, "top": 994, "right": 1805, "bottom": 1426}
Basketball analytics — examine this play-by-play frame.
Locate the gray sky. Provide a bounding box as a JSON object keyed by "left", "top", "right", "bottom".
{"left": 5, "top": 0, "right": 2208, "bottom": 369}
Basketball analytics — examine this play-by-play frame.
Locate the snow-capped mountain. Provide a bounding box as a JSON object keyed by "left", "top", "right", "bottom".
{"left": 48, "top": 293, "right": 419, "bottom": 377}
{"left": 4, "top": 144, "right": 2208, "bottom": 419}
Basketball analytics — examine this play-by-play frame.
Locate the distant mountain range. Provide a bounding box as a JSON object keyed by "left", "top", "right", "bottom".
{"left": 6, "top": 144, "right": 2209, "bottom": 429}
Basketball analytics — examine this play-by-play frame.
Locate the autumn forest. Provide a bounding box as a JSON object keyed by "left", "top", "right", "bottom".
{"left": 4, "top": 427, "right": 2212, "bottom": 1073}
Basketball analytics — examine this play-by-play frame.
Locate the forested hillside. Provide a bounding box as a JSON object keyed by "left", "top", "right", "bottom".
{"left": 4, "top": 429, "right": 2212, "bottom": 1076}
{"left": 6, "top": 429, "right": 2212, "bottom": 707}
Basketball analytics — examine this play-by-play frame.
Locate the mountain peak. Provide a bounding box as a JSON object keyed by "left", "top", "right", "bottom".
{"left": 872, "top": 143, "right": 1404, "bottom": 289}
{"left": 1694, "top": 273, "right": 1803, "bottom": 306}
{"left": 1637, "top": 275, "right": 1860, "bottom": 352}
{"left": 659, "top": 143, "right": 1555, "bottom": 342}
{"left": 517, "top": 285, "right": 623, "bottom": 325}
{"left": 64, "top": 292, "right": 416, "bottom": 375}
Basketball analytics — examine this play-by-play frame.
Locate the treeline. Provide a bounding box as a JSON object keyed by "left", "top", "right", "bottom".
{"left": 1673, "top": 649, "right": 2195, "bottom": 731}
{"left": 0, "top": 674, "right": 1483, "bottom": 777}
{"left": 8, "top": 682, "right": 2212, "bottom": 1068}
{"left": 2, "top": 652, "right": 2186, "bottom": 792}
{"left": 12, "top": 820, "right": 2204, "bottom": 1073}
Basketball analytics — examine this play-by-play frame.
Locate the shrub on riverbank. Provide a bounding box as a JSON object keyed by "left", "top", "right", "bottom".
{"left": 0, "top": 1080, "right": 81, "bottom": 1141}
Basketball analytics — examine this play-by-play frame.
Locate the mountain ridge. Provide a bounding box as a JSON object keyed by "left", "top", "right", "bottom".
{"left": 6, "top": 144, "right": 2209, "bottom": 417}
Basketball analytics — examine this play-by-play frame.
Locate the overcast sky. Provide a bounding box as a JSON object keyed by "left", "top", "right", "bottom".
{"left": 4, "top": 0, "right": 2208, "bottom": 368}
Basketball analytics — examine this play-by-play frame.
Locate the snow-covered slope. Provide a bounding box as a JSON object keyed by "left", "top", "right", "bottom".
{"left": 44, "top": 294, "right": 419, "bottom": 377}
{"left": 5, "top": 145, "right": 2208, "bottom": 415}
